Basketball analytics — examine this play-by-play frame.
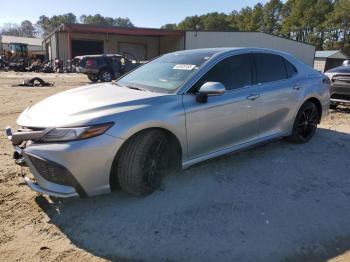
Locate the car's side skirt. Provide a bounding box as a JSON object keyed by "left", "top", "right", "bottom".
{"left": 182, "top": 132, "right": 286, "bottom": 169}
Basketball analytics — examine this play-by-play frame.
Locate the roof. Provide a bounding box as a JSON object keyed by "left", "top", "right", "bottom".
{"left": 44, "top": 24, "right": 314, "bottom": 48}
{"left": 45, "top": 24, "right": 184, "bottom": 40}
{"left": 315, "top": 50, "right": 348, "bottom": 59}
{"left": 327, "top": 65, "right": 350, "bottom": 73}
{"left": 0, "top": 35, "right": 43, "bottom": 46}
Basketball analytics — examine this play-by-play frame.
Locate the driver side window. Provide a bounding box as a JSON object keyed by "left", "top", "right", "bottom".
{"left": 191, "top": 54, "right": 252, "bottom": 93}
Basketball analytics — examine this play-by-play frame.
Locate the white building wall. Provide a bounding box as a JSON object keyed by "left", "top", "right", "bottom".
{"left": 314, "top": 58, "right": 326, "bottom": 72}
{"left": 185, "top": 31, "right": 315, "bottom": 66}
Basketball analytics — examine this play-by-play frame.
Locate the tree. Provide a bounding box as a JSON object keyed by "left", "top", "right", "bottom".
{"left": 262, "top": 0, "right": 283, "bottom": 34}
{"left": 250, "top": 3, "right": 264, "bottom": 31}
{"left": 177, "top": 15, "right": 202, "bottom": 30}
{"left": 20, "top": 20, "right": 36, "bottom": 37}
{"left": 326, "top": 0, "right": 350, "bottom": 53}
{"left": 79, "top": 14, "right": 134, "bottom": 27}
{"left": 113, "top": 17, "right": 134, "bottom": 27}
{"left": 200, "top": 12, "right": 230, "bottom": 31}
{"left": 79, "top": 14, "right": 112, "bottom": 26}
{"left": 0, "top": 20, "right": 37, "bottom": 37}
{"left": 161, "top": 23, "right": 177, "bottom": 30}
{"left": 236, "top": 7, "right": 254, "bottom": 31}
{"left": 36, "top": 13, "right": 77, "bottom": 36}
{"left": 0, "top": 23, "right": 21, "bottom": 36}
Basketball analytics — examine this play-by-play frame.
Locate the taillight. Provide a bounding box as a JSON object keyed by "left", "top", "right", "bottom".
{"left": 86, "top": 59, "right": 95, "bottom": 68}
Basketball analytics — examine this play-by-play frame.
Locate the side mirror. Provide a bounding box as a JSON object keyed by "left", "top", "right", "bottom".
{"left": 196, "top": 82, "right": 226, "bottom": 103}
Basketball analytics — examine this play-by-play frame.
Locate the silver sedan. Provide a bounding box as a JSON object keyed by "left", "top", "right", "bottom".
{"left": 6, "top": 48, "right": 330, "bottom": 198}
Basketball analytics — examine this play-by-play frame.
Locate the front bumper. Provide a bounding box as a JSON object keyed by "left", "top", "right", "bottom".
{"left": 5, "top": 127, "right": 125, "bottom": 198}
{"left": 24, "top": 177, "right": 79, "bottom": 198}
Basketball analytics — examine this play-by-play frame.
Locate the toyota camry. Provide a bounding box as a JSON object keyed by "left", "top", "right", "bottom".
{"left": 6, "top": 48, "right": 330, "bottom": 198}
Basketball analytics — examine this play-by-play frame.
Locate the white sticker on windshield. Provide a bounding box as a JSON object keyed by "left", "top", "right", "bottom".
{"left": 173, "top": 64, "right": 196, "bottom": 70}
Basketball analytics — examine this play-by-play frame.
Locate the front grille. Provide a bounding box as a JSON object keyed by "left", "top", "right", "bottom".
{"left": 332, "top": 74, "right": 350, "bottom": 85}
{"left": 28, "top": 155, "right": 73, "bottom": 186}
{"left": 331, "top": 93, "right": 350, "bottom": 101}
{"left": 26, "top": 154, "right": 87, "bottom": 197}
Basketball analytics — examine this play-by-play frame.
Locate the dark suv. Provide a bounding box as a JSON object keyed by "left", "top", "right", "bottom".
{"left": 74, "top": 54, "right": 143, "bottom": 82}
{"left": 325, "top": 65, "right": 350, "bottom": 108}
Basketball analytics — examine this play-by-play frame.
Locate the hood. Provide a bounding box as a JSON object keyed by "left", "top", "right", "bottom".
{"left": 326, "top": 66, "right": 350, "bottom": 74}
{"left": 17, "top": 83, "right": 166, "bottom": 127}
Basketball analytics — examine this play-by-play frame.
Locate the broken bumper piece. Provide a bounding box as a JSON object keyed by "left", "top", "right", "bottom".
{"left": 5, "top": 126, "right": 82, "bottom": 198}
{"left": 24, "top": 176, "right": 79, "bottom": 198}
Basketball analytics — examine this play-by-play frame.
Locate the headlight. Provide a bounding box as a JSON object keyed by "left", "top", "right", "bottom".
{"left": 40, "top": 122, "right": 114, "bottom": 142}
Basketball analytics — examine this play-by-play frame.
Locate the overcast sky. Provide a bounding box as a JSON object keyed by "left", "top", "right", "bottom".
{"left": 0, "top": 0, "right": 269, "bottom": 28}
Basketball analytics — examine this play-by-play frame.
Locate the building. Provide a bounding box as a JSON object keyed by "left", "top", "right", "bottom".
{"left": 314, "top": 50, "right": 348, "bottom": 72}
{"left": 0, "top": 35, "right": 45, "bottom": 57}
{"left": 44, "top": 24, "right": 316, "bottom": 66}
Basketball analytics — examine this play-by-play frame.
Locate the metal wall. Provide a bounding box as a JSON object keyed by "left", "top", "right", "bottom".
{"left": 314, "top": 58, "right": 326, "bottom": 72}
{"left": 185, "top": 31, "right": 315, "bottom": 66}
{"left": 54, "top": 32, "right": 162, "bottom": 62}
{"left": 159, "top": 35, "right": 185, "bottom": 55}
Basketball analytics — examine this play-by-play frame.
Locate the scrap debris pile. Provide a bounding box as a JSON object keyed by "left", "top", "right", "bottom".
{"left": 0, "top": 56, "right": 78, "bottom": 73}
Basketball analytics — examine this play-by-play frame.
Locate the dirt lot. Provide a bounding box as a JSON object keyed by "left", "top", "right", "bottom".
{"left": 0, "top": 71, "right": 350, "bottom": 262}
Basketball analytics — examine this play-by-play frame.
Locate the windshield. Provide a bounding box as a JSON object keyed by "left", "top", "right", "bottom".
{"left": 117, "top": 51, "right": 214, "bottom": 93}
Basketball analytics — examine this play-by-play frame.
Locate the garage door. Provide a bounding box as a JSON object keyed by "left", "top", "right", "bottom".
{"left": 71, "top": 40, "right": 104, "bottom": 57}
{"left": 118, "top": 42, "right": 146, "bottom": 61}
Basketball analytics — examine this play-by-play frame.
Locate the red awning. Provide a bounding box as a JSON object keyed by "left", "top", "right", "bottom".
{"left": 63, "top": 24, "right": 184, "bottom": 37}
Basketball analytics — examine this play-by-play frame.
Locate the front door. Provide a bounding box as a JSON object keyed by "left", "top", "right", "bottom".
{"left": 182, "top": 54, "right": 261, "bottom": 160}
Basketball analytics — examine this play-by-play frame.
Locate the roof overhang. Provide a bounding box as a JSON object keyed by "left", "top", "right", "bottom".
{"left": 46, "top": 24, "right": 184, "bottom": 40}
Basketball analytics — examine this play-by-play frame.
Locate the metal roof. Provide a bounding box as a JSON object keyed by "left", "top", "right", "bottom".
{"left": 44, "top": 24, "right": 315, "bottom": 48}
{"left": 315, "top": 50, "right": 348, "bottom": 59}
{"left": 45, "top": 24, "right": 184, "bottom": 39}
{"left": 0, "top": 35, "right": 43, "bottom": 46}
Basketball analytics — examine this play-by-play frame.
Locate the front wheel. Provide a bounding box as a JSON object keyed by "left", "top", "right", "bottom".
{"left": 116, "top": 130, "right": 170, "bottom": 196}
{"left": 286, "top": 101, "right": 319, "bottom": 144}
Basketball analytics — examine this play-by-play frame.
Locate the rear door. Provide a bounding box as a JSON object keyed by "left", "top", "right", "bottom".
{"left": 252, "top": 53, "right": 299, "bottom": 137}
{"left": 182, "top": 53, "right": 261, "bottom": 159}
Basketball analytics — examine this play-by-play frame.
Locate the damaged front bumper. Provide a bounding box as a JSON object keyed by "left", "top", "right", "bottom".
{"left": 5, "top": 126, "right": 80, "bottom": 198}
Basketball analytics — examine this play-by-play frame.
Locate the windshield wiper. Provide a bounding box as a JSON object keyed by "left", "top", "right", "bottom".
{"left": 125, "top": 85, "right": 149, "bottom": 92}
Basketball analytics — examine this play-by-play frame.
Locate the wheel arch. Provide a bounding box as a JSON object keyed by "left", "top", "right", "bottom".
{"left": 99, "top": 66, "right": 113, "bottom": 74}
{"left": 304, "top": 97, "right": 322, "bottom": 122}
{"left": 109, "top": 127, "right": 183, "bottom": 190}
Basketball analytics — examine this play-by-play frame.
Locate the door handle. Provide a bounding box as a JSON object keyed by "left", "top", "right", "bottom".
{"left": 247, "top": 94, "right": 260, "bottom": 100}
{"left": 293, "top": 85, "right": 301, "bottom": 90}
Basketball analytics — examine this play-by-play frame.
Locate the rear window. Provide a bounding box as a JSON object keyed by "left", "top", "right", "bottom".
{"left": 254, "top": 53, "right": 288, "bottom": 83}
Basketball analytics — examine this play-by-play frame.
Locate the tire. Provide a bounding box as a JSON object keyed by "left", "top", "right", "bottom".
{"left": 116, "top": 130, "right": 170, "bottom": 196}
{"left": 88, "top": 75, "right": 99, "bottom": 82}
{"left": 286, "top": 101, "right": 319, "bottom": 144}
{"left": 329, "top": 104, "right": 338, "bottom": 109}
{"left": 99, "top": 69, "right": 113, "bottom": 82}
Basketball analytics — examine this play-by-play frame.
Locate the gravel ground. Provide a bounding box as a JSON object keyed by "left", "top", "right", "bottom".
{"left": 0, "top": 71, "right": 349, "bottom": 262}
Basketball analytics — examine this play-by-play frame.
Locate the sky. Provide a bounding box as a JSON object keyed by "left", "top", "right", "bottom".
{"left": 0, "top": 0, "right": 269, "bottom": 28}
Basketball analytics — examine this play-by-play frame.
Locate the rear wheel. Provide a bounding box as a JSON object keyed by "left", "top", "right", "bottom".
{"left": 99, "top": 69, "right": 113, "bottom": 82}
{"left": 116, "top": 130, "right": 170, "bottom": 196}
{"left": 88, "top": 75, "right": 99, "bottom": 82}
{"left": 287, "top": 101, "right": 319, "bottom": 144}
